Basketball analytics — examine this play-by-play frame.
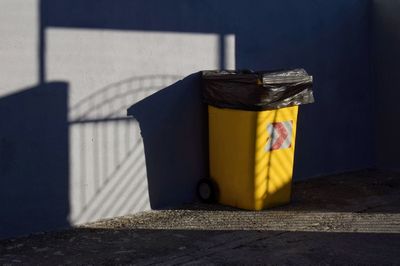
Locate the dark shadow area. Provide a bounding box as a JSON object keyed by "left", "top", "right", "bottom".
{"left": 127, "top": 73, "right": 208, "bottom": 209}
{"left": 174, "top": 169, "right": 400, "bottom": 214}
{"left": 0, "top": 0, "right": 393, "bottom": 240}
{"left": 2, "top": 170, "right": 400, "bottom": 264}
{"left": 39, "top": 0, "right": 375, "bottom": 182}
{"left": 0, "top": 82, "right": 69, "bottom": 239}
{"left": 372, "top": 0, "right": 400, "bottom": 170}
{"left": 1, "top": 227, "right": 400, "bottom": 264}
{"left": 280, "top": 169, "right": 400, "bottom": 213}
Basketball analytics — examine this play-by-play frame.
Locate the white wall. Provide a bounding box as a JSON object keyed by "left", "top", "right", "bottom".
{"left": 0, "top": 0, "right": 236, "bottom": 227}
{"left": 0, "top": 0, "right": 38, "bottom": 97}
{"left": 46, "top": 28, "right": 234, "bottom": 224}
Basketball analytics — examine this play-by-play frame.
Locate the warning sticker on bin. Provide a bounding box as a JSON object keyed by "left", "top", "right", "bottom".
{"left": 265, "top": 121, "right": 293, "bottom": 152}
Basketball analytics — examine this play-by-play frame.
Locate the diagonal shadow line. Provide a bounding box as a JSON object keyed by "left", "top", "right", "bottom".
{"left": 114, "top": 120, "right": 120, "bottom": 170}
{"left": 86, "top": 159, "right": 146, "bottom": 221}
{"left": 260, "top": 109, "right": 296, "bottom": 200}
{"left": 93, "top": 121, "right": 100, "bottom": 191}
{"left": 70, "top": 75, "right": 185, "bottom": 223}
{"left": 102, "top": 120, "right": 109, "bottom": 184}
{"left": 119, "top": 169, "right": 149, "bottom": 213}
{"left": 102, "top": 135, "right": 141, "bottom": 185}
{"left": 79, "top": 121, "right": 87, "bottom": 205}
{"left": 106, "top": 170, "right": 148, "bottom": 218}
{"left": 135, "top": 188, "right": 152, "bottom": 212}
{"left": 74, "top": 137, "right": 143, "bottom": 221}
{"left": 124, "top": 182, "right": 151, "bottom": 215}
{"left": 70, "top": 87, "right": 159, "bottom": 121}
{"left": 124, "top": 117, "right": 130, "bottom": 157}
{"left": 96, "top": 167, "right": 146, "bottom": 218}
{"left": 69, "top": 116, "right": 133, "bottom": 125}
{"left": 95, "top": 152, "right": 146, "bottom": 218}
{"left": 70, "top": 75, "right": 182, "bottom": 110}
{"left": 106, "top": 92, "right": 163, "bottom": 117}
{"left": 75, "top": 146, "right": 146, "bottom": 222}
{"left": 264, "top": 110, "right": 279, "bottom": 201}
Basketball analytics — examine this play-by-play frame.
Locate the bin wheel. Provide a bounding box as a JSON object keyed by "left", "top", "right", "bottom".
{"left": 197, "top": 178, "right": 218, "bottom": 203}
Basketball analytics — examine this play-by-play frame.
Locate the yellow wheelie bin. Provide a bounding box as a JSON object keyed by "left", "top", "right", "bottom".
{"left": 198, "top": 69, "right": 314, "bottom": 210}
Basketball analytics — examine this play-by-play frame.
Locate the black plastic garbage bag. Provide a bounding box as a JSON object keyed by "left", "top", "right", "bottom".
{"left": 202, "top": 69, "right": 314, "bottom": 111}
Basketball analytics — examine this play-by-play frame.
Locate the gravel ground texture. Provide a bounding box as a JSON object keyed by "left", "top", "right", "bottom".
{"left": 1, "top": 170, "right": 400, "bottom": 265}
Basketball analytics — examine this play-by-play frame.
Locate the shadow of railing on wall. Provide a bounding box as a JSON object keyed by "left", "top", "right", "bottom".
{"left": 68, "top": 75, "right": 181, "bottom": 224}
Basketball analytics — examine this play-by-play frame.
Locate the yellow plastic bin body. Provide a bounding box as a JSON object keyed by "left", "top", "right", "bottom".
{"left": 208, "top": 105, "right": 299, "bottom": 211}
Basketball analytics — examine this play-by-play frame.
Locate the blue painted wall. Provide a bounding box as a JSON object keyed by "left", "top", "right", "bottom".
{"left": 232, "top": 1, "right": 374, "bottom": 179}
{"left": 42, "top": 2, "right": 375, "bottom": 174}
{"left": 43, "top": 0, "right": 373, "bottom": 202}
{"left": 372, "top": 0, "right": 400, "bottom": 170}
{"left": 126, "top": 0, "right": 374, "bottom": 208}
{"left": 0, "top": 0, "right": 383, "bottom": 238}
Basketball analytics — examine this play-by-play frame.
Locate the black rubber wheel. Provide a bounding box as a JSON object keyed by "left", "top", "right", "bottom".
{"left": 197, "top": 178, "right": 218, "bottom": 203}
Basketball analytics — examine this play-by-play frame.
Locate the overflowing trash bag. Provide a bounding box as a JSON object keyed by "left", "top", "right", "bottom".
{"left": 202, "top": 69, "right": 314, "bottom": 111}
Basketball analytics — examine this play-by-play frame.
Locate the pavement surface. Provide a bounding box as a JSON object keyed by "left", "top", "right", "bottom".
{"left": 1, "top": 170, "right": 400, "bottom": 265}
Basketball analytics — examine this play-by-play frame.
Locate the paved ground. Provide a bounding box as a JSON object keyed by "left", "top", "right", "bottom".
{"left": 1, "top": 170, "right": 400, "bottom": 265}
